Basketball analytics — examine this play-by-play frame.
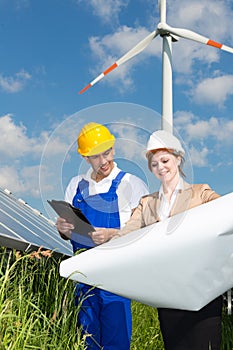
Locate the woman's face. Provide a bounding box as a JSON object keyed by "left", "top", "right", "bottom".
{"left": 150, "top": 150, "right": 181, "bottom": 185}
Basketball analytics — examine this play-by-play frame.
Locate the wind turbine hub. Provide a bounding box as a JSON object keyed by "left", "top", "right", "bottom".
{"left": 157, "top": 22, "right": 170, "bottom": 37}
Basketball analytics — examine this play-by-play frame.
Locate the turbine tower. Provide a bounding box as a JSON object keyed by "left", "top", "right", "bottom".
{"left": 79, "top": 0, "right": 233, "bottom": 133}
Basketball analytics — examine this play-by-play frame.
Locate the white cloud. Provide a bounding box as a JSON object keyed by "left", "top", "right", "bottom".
{"left": 0, "top": 115, "right": 44, "bottom": 196}
{"left": 77, "top": 0, "right": 129, "bottom": 23}
{"left": 0, "top": 70, "right": 31, "bottom": 93}
{"left": 0, "top": 165, "right": 42, "bottom": 197}
{"left": 189, "top": 146, "right": 209, "bottom": 167}
{"left": 175, "top": 110, "right": 233, "bottom": 142}
{"left": 169, "top": 0, "right": 233, "bottom": 41}
{"left": 84, "top": 0, "right": 233, "bottom": 92}
{"left": 192, "top": 75, "right": 233, "bottom": 106}
{"left": 169, "top": 0, "right": 233, "bottom": 73}
{"left": 0, "top": 166, "right": 20, "bottom": 191}
{"left": 16, "top": 0, "right": 30, "bottom": 9}
{"left": 0, "top": 0, "right": 30, "bottom": 10}
{"left": 110, "top": 120, "right": 149, "bottom": 159}
{"left": 0, "top": 114, "right": 78, "bottom": 198}
{"left": 0, "top": 114, "right": 74, "bottom": 160}
{"left": 174, "top": 110, "right": 233, "bottom": 167}
{"left": 0, "top": 111, "right": 94, "bottom": 202}
{"left": 88, "top": 25, "right": 160, "bottom": 92}
{"left": 20, "top": 165, "right": 43, "bottom": 197}
{"left": 0, "top": 114, "right": 34, "bottom": 158}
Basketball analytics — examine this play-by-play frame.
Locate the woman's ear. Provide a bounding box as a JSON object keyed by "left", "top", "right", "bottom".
{"left": 177, "top": 156, "right": 181, "bottom": 166}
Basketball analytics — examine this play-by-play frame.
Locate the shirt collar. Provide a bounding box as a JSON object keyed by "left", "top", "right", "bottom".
{"left": 159, "top": 177, "right": 184, "bottom": 199}
{"left": 85, "top": 162, "right": 120, "bottom": 182}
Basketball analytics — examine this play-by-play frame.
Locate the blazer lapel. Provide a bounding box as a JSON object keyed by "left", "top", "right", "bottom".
{"left": 146, "top": 182, "right": 192, "bottom": 223}
{"left": 147, "top": 192, "right": 161, "bottom": 222}
{"left": 171, "top": 182, "right": 192, "bottom": 216}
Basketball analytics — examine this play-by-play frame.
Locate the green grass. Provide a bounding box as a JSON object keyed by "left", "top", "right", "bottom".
{"left": 0, "top": 248, "right": 86, "bottom": 349}
{"left": 0, "top": 247, "right": 232, "bottom": 350}
{"left": 131, "top": 302, "right": 164, "bottom": 349}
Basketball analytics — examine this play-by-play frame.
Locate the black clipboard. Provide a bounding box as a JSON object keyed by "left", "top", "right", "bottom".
{"left": 47, "top": 200, "right": 95, "bottom": 236}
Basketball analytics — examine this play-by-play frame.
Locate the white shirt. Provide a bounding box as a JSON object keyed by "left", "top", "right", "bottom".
{"left": 157, "top": 177, "right": 184, "bottom": 221}
{"left": 65, "top": 163, "right": 149, "bottom": 228}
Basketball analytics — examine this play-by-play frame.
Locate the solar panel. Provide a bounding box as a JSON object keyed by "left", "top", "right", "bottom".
{"left": 0, "top": 188, "right": 73, "bottom": 256}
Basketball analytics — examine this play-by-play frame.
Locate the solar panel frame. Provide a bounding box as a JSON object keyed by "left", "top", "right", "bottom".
{"left": 0, "top": 188, "right": 73, "bottom": 257}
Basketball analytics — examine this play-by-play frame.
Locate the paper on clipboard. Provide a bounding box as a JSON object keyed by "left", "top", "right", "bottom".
{"left": 47, "top": 200, "right": 95, "bottom": 236}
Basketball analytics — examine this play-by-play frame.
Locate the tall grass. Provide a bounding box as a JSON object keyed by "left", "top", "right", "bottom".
{"left": 221, "top": 311, "right": 233, "bottom": 350}
{"left": 131, "top": 302, "right": 164, "bottom": 349}
{"left": 132, "top": 302, "right": 233, "bottom": 350}
{"left": 0, "top": 248, "right": 86, "bottom": 349}
{"left": 0, "top": 247, "right": 232, "bottom": 349}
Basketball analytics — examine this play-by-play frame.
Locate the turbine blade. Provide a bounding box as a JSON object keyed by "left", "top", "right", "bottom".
{"left": 158, "top": 23, "right": 233, "bottom": 54}
{"left": 79, "top": 30, "right": 158, "bottom": 94}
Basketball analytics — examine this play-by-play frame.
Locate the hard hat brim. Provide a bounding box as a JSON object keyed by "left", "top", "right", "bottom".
{"left": 78, "top": 139, "right": 115, "bottom": 156}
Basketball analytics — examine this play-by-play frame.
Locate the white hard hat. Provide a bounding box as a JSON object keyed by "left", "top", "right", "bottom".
{"left": 146, "top": 130, "right": 185, "bottom": 155}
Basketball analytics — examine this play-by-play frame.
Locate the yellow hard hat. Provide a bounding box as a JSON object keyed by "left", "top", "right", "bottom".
{"left": 77, "top": 122, "right": 115, "bottom": 156}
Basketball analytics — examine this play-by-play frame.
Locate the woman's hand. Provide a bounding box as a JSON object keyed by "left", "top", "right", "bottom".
{"left": 89, "top": 228, "right": 119, "bottom": 245}
{"left": 56, "top": 217, "right": 74, "bottom": 240}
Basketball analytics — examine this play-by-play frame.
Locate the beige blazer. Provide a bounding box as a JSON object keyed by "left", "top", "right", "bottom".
{"left": 119, "top": 182, "right": 220, "bottom": 236}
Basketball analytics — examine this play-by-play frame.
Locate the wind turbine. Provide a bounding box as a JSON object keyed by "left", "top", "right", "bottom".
{"left": 79, "top": 0, "right": 233, "bottom": 133}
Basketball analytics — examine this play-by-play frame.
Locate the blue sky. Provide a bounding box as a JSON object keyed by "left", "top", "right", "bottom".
{"left": 1, "top": 0, "right": 233, "bottom": 219}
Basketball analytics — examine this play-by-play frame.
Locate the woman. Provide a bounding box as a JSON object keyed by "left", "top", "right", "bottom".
{"left": 117, "top": 129, "right": 223, "bottom": 350}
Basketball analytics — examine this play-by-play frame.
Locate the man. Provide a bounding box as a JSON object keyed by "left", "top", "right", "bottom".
{"left": 56, "top": 122, "right": 148, "bottom": 350}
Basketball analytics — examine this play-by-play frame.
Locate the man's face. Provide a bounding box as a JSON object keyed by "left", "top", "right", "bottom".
{"left": 85, "top": 147, "right": 115, "bottom": 179}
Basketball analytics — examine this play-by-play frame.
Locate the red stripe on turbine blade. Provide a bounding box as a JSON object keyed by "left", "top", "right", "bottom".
{"left": 207, "top": 40, "right": 222, "bottom": 49}
{"left": 79, "top": 83, "right": 92, "bottom": 94}
{"left": 103, "top": 62, "right": 118, "bottom": 76}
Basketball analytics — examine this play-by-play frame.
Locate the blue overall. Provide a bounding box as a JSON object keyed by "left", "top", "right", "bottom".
{"left": 71, "top": 171, "right": 132, "bottom": 350}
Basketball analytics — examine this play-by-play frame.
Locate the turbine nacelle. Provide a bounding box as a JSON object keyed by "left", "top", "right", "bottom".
{"left": 157, "top": 22, "right": 179, "bottom": 42}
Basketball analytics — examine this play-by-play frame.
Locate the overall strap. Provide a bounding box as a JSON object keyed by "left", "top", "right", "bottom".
{"left": 78, "top": 178, "right": 89, "bottom": 198}
{"left": 109, "top": 171, "right": 126, "bottom": 192}
{"left": 72, "top": 178, "right": 89, "bottom": 206}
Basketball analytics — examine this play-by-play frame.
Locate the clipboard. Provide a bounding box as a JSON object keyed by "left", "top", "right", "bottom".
{"left": 47, "top": 200, "right": 95, "bottom": 236}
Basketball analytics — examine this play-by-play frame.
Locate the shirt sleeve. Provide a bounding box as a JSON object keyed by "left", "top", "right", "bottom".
{"left": 190, "top": 184, "right": 220, "bottom": 205}
{"left": 64, "top": 176, "right": 82, "bottom": 204}
{"left": 200, "top": 184, "right": 220, "bottom": 203}
{"left": 127, "top": 174, "right": 149, "bottom": 209}
{"left": 117, "top": 197, "right": 146, "bottom": 236}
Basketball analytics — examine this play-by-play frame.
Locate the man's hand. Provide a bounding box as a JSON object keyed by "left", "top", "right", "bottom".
{"left": 56, "top": 217, "right": 74, "bottom": 240}
{"left": 89, "top": 228, "right": 119, "bottom": 245}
